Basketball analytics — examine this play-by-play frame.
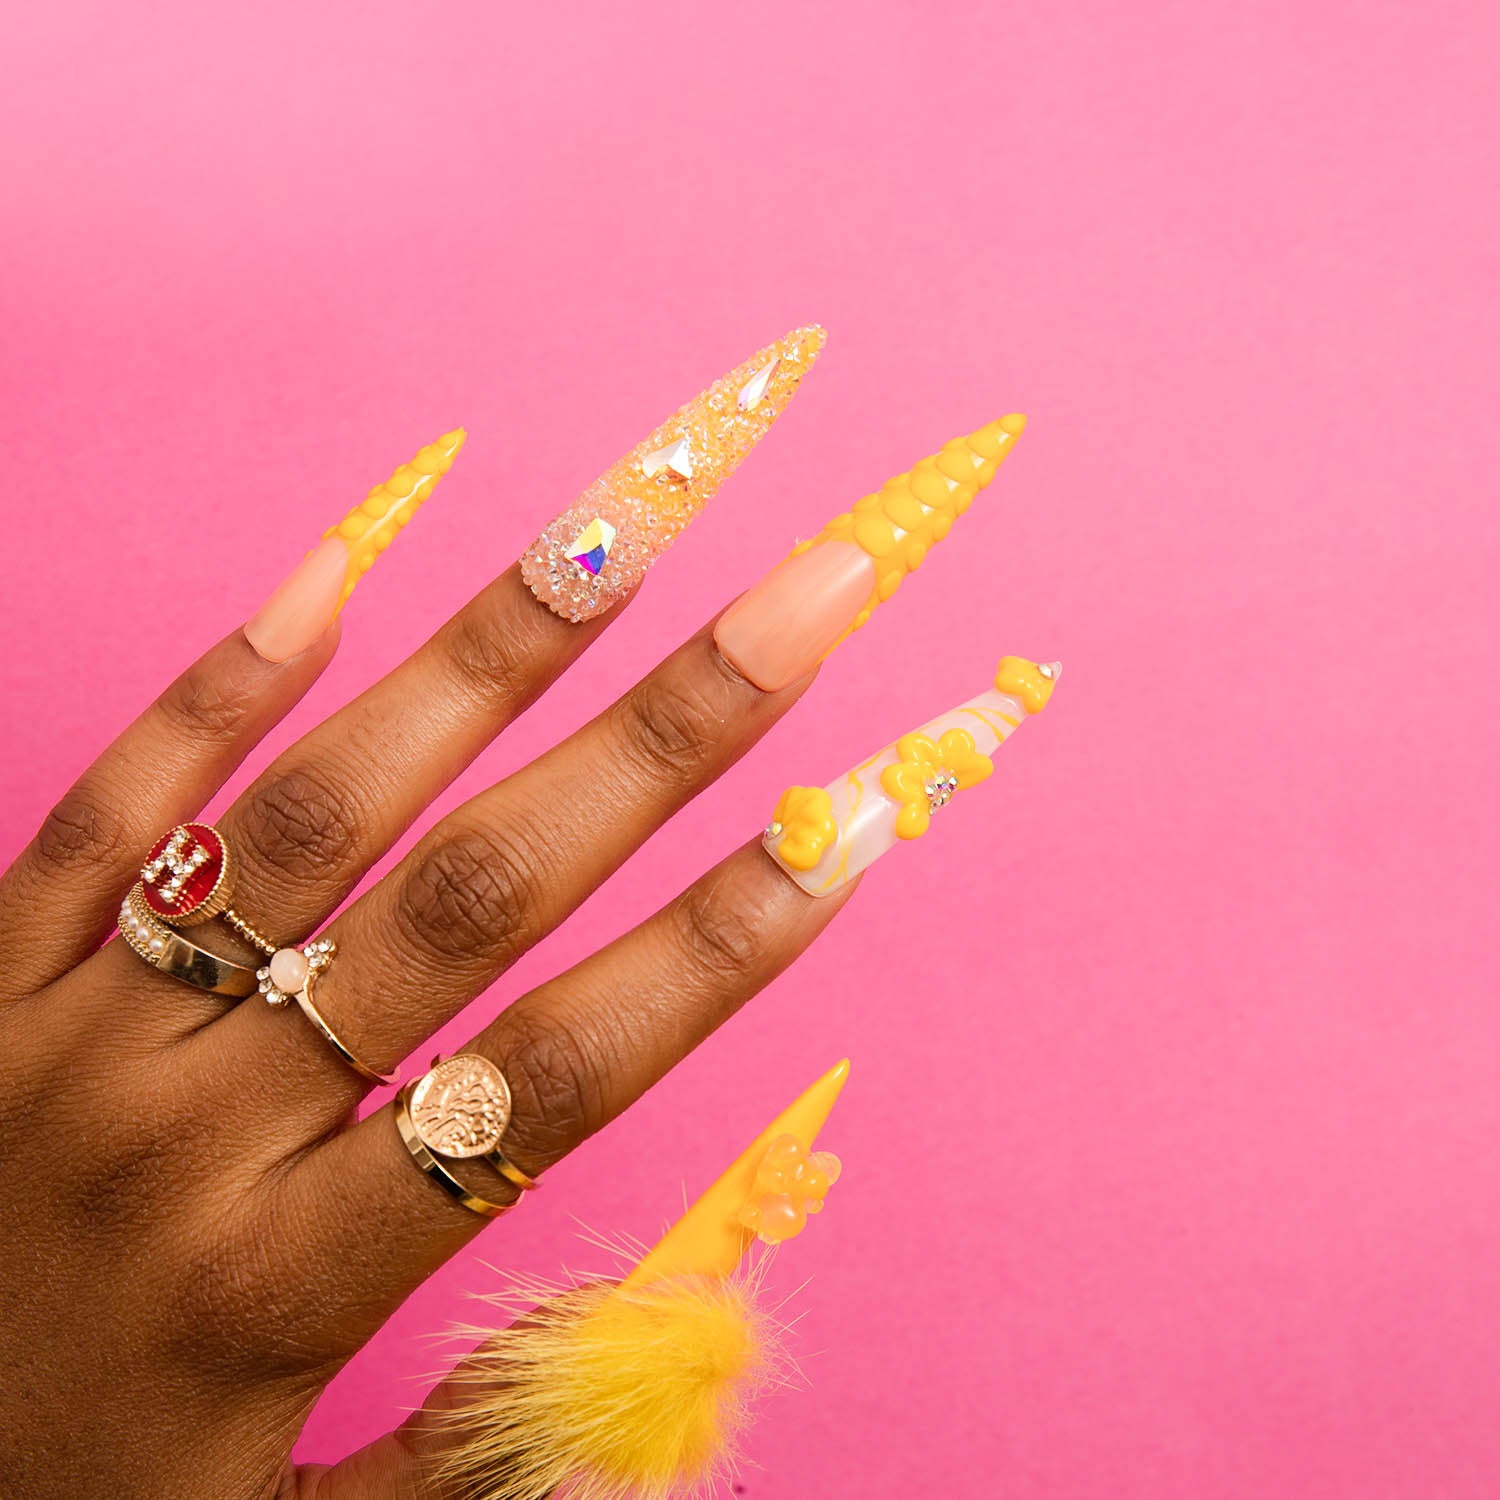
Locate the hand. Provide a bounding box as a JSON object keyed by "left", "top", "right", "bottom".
{"left": 0, "top": 340, "right": 1032, "bottom": 1496}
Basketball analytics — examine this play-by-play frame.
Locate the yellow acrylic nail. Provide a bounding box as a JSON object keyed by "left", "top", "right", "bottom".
{"left": 323, "top": 427, "right": 467, "bottom": 611}
{"left": 787, "top": 413, "right": 1026, "bottom": 650}
{"left": 624, "top": 1058, "right": 850, "bottom": 1287}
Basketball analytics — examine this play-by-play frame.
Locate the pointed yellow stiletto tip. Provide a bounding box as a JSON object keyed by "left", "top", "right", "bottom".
{"left": 623, "top": 1058, "right": 851, "bottom": 1288}
{"left": 323, "top": 427, "right": 467, "bottom": 611}
{"left": 789, "top": 413, "right": 1027, "bottom": 651}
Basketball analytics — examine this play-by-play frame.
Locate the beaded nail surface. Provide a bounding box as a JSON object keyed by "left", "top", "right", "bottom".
{"left": 323, "top": 430, "right": 467, "bottom": 610}
{"left": 522, "top": 327, "right": 825, "bottom": 622}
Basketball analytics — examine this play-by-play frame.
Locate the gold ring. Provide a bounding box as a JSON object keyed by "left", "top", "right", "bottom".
{"left": 117, "top": 886, "right": 259, "bottom": 997}
{"left": 393, "top": 1054, "right": 540, "bottom": 1217}
{"left": 256, "top": 938, "right": 399, "bottom": 1087}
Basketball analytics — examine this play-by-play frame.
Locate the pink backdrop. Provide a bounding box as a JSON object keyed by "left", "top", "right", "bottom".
{"left": 4, "top": 2, "right": 1498, "bottom": 1494}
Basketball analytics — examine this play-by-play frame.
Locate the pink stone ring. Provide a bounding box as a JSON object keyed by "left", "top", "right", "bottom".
{"left": 124, "top": 823, "right": 396, "bottom": 1086}
{"left": 256, "top": 937, "right": 398, "bottom": 1087}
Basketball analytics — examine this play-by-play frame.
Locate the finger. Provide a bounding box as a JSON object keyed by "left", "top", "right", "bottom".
{"left": 6, "top": 429, "right": 467, "bottom": 1007}
{"left": 256, "top": 843, "right": 855, "bottom": 1362}
{"left": 261, "top": 644, "right": 1064, "bottom": 1351}
{"left": 213, "top": 415, "right": 1029, "bottom": 1114}
{"left": 210, "top": 622, "right": 815, "bottom": 1121}
{"left": 204, "top": 330, "right": 825, "bottom": 953}
{"left": 0, "top": 627, "right": 337, "bottom": 998}
{"left": 284, "top": 1367, "right": 476, "bottom": 1499}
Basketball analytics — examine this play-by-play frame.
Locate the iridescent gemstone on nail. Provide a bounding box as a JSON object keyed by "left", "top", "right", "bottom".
{"left": 566, "top": 516, "right": 617, "bottom": 576}
{"left": 641, "top": 436, "right": 694, "bottom": 482}
{"left": 521, "top": 327, "right": 826, "bottom": 623}
{"left": 736, "top": 357, "right": 779, "bottom": 413}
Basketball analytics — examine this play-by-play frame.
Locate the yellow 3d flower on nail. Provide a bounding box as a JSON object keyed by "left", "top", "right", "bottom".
{"left": 879, "top": 728, "right": 994, "bottom": 840}
{"left": 736, "top": 1133, "right": 843, "bottom": 1246}
{"left": 994, "top": 655, "right": 1059, "bottom": 715}
{"left": 764, "top": 786, "right": 837, "bottom": 872}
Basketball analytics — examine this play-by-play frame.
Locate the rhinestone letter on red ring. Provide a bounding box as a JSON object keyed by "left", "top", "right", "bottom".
{"left": 138, "top": 822, "right": 234, "bottom": 927}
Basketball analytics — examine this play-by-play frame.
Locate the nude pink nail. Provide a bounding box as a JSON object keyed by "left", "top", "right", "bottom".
{"left": 242, "top": 429, "right": 466, "bottom": 663}
{"left": 714, "top": 541, "right": 876, "bottom": 692}
{"left": 243, "top": 537, "right": 350, "bottom": 663}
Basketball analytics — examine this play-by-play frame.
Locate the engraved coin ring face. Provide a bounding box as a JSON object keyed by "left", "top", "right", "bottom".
{"left": 408, "top": 1055, "right": 514, "bottom": 1160}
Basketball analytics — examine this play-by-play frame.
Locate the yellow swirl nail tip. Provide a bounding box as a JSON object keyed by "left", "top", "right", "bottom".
{"left": 790, "top": 412, "right": 1026, "bottom": 650}
{"left": 624, "top": 1058, "right": 850, "bottom": 1287}
{"left": 322, "top": 427, "right": 467, "bottom": 611}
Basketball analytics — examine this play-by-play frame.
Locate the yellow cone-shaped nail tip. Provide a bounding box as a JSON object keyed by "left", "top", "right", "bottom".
{"left": 790, "top": 415, "right": 1026, "bottom": 650}
{"left": 323, "top": 427, "right": 467, "bottom": 610}
{"left": 624, "top": 1059, "right": 850, "bottom": 1288}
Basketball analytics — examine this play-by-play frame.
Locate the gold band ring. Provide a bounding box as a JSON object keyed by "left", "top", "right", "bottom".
{"left": 394, "top": 1055, "right": 540, "bottom": 1217}
{"left": 117, "top": 886, "right": 259, "bottom": 998}
{"left": 256, "top": 939, "right": 398, "bottom": 1087}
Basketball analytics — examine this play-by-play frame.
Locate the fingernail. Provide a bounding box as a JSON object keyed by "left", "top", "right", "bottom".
{"left": 763, "top": 655, "right": 1061, "bottom": 895}
{"left": 244, "top": 428, "right": 466, "bottom": 663}
{"left": 521, "top": 327, "right": 826, "bottom": 623}
{"left": 713, "top": 415, "right": 1026, "bottom": 690}
{"left": 624, "top": 1058, "right": 849, "bottom": 1286}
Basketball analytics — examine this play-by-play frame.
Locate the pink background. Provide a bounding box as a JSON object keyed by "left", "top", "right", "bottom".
{"left": 3, "top": 1, "right": 1498, "bottom": 1494}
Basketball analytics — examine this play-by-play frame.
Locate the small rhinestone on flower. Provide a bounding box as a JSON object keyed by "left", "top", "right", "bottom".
{"left": 923, "top": 769, "right": 960, "bottom": 813}
{"left": 257, "top": 938, "right": 335, "bottom": 1006}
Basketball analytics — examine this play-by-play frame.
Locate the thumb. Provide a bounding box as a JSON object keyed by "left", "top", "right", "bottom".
{"left": 280, "top": 1369, "right": 476, "bottom": 1500}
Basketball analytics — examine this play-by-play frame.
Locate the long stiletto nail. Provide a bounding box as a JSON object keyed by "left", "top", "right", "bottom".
{"left": 521, "top": 327, "right": 825, "bottom": 622}
{"left": 713, "top": 415, "right": 1026, "bottom": 690}
{"left": 244, "top": 428, "right": 466, "bottom": 662}
{"left": 763, "top": 655, "right": 1060, "bottom": 895}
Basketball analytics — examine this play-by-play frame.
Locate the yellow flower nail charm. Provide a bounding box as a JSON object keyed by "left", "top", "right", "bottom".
{"left": 764, "top": 656, "right": 1062, "bottom": 896}
{"left": 764, "top": 785, "right": 837, "bottom": 872}
{"left": 879, "top": 728, "right": 994, "bottom": 840}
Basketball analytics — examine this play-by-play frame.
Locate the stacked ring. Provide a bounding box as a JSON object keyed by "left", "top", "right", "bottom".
{"left": 135, "top": 822, "right": 272, "bottom": 948}
{"left": 121, "top": 821, "right": 395, "bottom": 1087}
{"left": 116, "top": 885, "right": 259, "bottom": 998}
{"left": 394, "top": 1055, "right": 541, "bottom": 1218}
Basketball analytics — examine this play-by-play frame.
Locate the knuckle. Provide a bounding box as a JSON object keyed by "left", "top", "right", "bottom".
{"left": 241, "top": 763, "right": 360, "bottom": 878}
{"left": 36, "top": 783, "right": 131, "bottom": 872}
{"left": 394, "top": 824, "right": 541, "bottom": 963}
{"left": 670, "top": 871, "right": 772, "bottom": 982}
{"left": 617, "top": 670, "right": 725, "bottom": 781}
{"left": 501, "top": 1007, "right": 611, "bottom": 1164}
{"left": 157, "top": 662, "right": 257, "bottom": 746}
{"left": 443, "top": 602, "right": 549, "bottom": 711}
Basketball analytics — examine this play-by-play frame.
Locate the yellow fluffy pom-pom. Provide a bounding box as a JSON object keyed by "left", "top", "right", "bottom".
{"left": 435, "top": 1266, "right": 782, "bottom": 1500}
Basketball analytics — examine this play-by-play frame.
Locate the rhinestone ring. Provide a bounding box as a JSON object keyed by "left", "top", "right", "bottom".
{"left": 257, "top": 939, "right": 399, "bottom": 1087}
{"left": 393, "top": 1054, "right": 540, "bottom": 1218}
{"left": 134, "top": 822, "right": 278, "bottom": 951}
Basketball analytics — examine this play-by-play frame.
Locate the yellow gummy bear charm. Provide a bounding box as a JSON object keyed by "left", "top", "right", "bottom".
{"left": 736, "top": 1133, "right": 843, "bottom": 1246}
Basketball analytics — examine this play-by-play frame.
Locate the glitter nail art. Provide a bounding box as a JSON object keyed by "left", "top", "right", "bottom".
{"left": 521, "top": 327, "right": 825, "bottom": 622}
